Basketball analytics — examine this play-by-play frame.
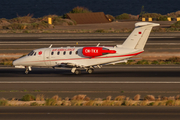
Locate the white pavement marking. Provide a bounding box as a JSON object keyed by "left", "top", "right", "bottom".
{"left": 0, "top": 81, "right": 180, "bottom": 84}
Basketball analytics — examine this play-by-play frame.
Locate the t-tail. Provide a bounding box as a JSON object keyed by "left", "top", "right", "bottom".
{"left": 120, "top": 22, "right": 160, "bottom": 50}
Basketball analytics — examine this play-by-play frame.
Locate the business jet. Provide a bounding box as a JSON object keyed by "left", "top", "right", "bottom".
{"left": 13, "top": 22, "right": 159, "bottom": 74}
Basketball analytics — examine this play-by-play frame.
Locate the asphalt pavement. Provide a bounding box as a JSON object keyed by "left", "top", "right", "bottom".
{"left": 0, "top": 65, "right": 180, "bottom": 99}
{"left": 0, "top": 107, "right": 180, "bottom": 120}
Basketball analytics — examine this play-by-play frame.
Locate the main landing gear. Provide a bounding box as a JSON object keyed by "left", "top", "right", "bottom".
{"left": 71, "top": 68, "right": 81, "bottom": 75}
{"left": 74, "top": 69, "right": 81, "bottom": 75}
{"left": 25, "top": 66, "right": 32, "bottom": 74}
{"left": 71, "top": 68, "right": 94, "bottom": 74}
{"left": 86, "top": 68, "right": 94, "bottom": 74}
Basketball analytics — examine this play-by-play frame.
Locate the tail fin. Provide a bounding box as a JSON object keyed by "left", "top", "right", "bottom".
{"left": 121, "top": 22, "right": 160, "bottom": 49}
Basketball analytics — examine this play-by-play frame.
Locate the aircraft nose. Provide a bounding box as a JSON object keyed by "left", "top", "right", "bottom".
{"left": 13, "top": 59, "right": 19, "bottom": 66}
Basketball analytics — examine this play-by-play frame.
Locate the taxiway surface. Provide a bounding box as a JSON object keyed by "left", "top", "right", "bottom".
{"left": 0, "top": 33, "right": 180, "bottom": 54}
{"left": 0, "top": 107, "right": 180, "bottom": 120}
{"left": 0, "top": 65, "right": 180, "bottom": 99}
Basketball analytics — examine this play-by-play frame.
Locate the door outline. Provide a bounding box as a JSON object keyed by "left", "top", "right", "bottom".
{"left": 44, "top": 49, "right": 51, "bottom": 66}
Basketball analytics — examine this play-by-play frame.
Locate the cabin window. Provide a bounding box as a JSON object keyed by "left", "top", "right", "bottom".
{"left": 57, "top": 51, "right": 60, "bottom": 55}
{"left": 51, "top": 52, "right": 54, "bottom": 55}
{"left": 69, "top": 51, "right": 72, "bottom": 55}
{"left": 34, "top": 52, "right": 36, "bottom": 56}
{"left": 63, "top": 51, "right": 66, "bottom": 55}
{"left": 76, "top": 51, "right": 78, "bottom": 54}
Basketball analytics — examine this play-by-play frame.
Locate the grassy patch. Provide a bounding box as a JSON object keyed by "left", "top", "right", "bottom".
{"left": 171, "top": 21, "right": 180, "bottom": 28}
{"left": 21, "top": 94, "right": 35, "bottom": 101}
{"left": 0, "top": 58, "right": 16, "bottom": 66}
{"left": 2, "top": 94, "right": 180, "bottom": 106}
{"left": 23, "top": 90, "right": 28, "bottom": 92}
{"left": 115, "top": 13, "right": 130, "bottom": 20}
{"left": 119, "top": 57, "right": 180, "bottom": 65}
{"left": 30, "top": 102, "right": 39, "bottom": 106}
{"left": 144, "top": 95, "right": 155, "bottom": 101}
{"left": 34, "top": 90, "right": 41, "bottom": 92}
{"left": 94, "top": 29, "right": 106, "bottom": 33}
{"left": 36, "top": 94, "right": 44, "bottom": 101}
{"left": 45, "top": 98, "right": 57, "bottom": 106}
{"left": 0, "top": 99, "right": 8, "bottom": 106}
{"left": 10, "top": 90, "right": 19, "bottom": 92}
{"left": 134, "top": 94, "right": 141, "bottom": 101}
{"left": 0, "top": 90, "right": 6, "bottom": 92}
{"left": 69, "top": 6, "right": 92, "bottom": 14}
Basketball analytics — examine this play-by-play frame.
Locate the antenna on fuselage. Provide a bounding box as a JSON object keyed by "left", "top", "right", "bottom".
{"left": 49, "top": 44, "right": 53, "bottom": 48}
{"left": 96, "top": 43, "right": 100, "bottom": 47}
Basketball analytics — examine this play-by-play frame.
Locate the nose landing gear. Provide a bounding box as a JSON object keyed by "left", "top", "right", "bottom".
{"left": 25, "top": 66, "right": 32, "bottom": 74}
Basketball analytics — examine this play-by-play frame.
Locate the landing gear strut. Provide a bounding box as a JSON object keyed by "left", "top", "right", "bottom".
{"left": 71, "top": 68, "right": 81, "bottom": 75}
{"left": 25, "top": 69, "right": 29, "bottom": 74}
{"left": 25, "top": 66, "right": 31, "bottom": 74}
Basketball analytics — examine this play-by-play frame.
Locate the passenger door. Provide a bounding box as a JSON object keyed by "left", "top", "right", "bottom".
{"left": 44, "top": 49, "right": 51, "bottom": 66}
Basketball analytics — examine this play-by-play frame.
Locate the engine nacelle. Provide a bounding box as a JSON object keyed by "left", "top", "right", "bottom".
{"left": 82, "top": 47, "right": 116, "bottom": 57}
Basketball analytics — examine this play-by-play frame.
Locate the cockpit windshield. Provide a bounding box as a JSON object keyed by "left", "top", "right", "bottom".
{"left": 28, "top": 51, "right": 34, "bottom": 56}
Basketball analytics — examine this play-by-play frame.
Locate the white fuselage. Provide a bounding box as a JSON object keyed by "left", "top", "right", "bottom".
{"left": 13, "top": 46, "right": 143, "bottom": 68}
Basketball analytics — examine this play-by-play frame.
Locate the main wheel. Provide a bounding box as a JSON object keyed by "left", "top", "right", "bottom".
{"left": 87, "top": 68, "right": 94, "bottom": 74}
{"left": 74, "top": 70, "right": 81, "bottom": 75}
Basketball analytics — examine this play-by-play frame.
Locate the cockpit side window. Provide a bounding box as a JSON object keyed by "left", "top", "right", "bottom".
{"left": 28, "top": 51, "right": 34, "bottom": 56}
